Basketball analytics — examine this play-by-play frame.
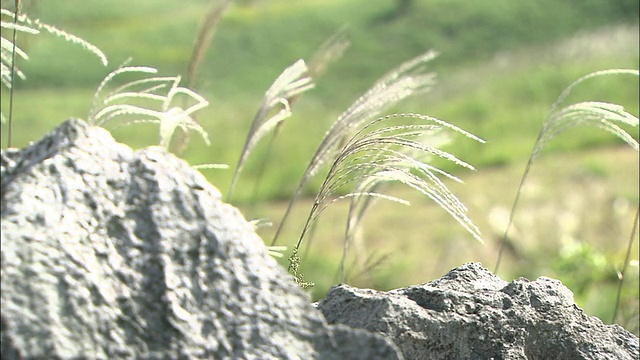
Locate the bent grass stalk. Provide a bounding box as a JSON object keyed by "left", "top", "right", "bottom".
{"left": 226, "top": 59, "right": 314, "bottom": 202}
{"left": 495, "top": 69, "right": 639, "bottom": 275}
{"left": 612, "top": 205, "right": 639, "bottom": 324}
{"left": 494, "top": 69, "right": 639, "bottom": 327}
{"left": 291, "top": 112, "right": 484, "bottom": 286}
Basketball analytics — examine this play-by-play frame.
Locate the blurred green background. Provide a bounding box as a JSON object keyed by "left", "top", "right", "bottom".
{"left": 1, "top": 0, "right": 638, "bottom": 334}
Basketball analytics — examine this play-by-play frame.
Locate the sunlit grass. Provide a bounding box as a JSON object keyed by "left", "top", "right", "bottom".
{"left": 1, "top": 0, "right": 638, "bottom": 337}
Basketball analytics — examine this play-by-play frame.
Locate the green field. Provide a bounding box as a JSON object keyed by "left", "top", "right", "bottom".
{"left": 1, "top": 0, "right": 639, "bottom": 334}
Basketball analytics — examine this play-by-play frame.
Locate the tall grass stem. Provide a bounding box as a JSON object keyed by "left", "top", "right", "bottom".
{"left": 612, "top": 205, "right": 639, "bottom": 323}
{"left": 7, "top": 0, "right": 20, "bottom": 148}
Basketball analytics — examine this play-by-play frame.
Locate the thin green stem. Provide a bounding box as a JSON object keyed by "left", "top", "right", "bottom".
{"left": 612, "top": 205, "right": 639, "bottom": 324}
{"left": 7, "top": 0, "right": 21, "bottom": 148}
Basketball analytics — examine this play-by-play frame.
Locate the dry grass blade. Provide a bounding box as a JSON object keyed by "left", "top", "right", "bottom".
{"left": 291, "top": 113, "right": 483, "bottom": 284}
{"left": 271, "top": 51, "right": 439, "bottom": 246}
{"left": 185, "top": 0, "right": 230, "bottom": 90}
{"left": 88, "top": 64, "right": 210, "bottom": 150}
{"left": 495, "top": 69, "right": 640, "bottom": 274}
{"left": 226, "top": 59, "right": 314, "bottom": 201}
{"left": 192, "top": 163, "right": 229, "bottom": 170}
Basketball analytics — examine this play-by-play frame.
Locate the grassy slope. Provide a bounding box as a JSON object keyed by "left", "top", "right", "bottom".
{"left": 2, "top": 0, "right": 638, "bottom": 201}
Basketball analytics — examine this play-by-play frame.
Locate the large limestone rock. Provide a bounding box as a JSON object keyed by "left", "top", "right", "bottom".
{"left": 316, "top": 262, "right": 639, "bottom": 359}
{"left": 0, "top": 119, "right": 401, "bottom": 359}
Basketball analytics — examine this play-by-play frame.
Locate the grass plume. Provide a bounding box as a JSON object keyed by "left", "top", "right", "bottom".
{"left": 271, "top": 50, "right": 439, "bottom": 247}
{"left": 494, "top": 69, "right": 640, "bottom": 274}
{"left": 247, "top": 30, "right": 350, "bottom": 203}
{"left": 293, "top": 113, "right": 484, "bottom": 283}
{"left": 88, "top": 62, "right": 210, "bottom": 150}
{"left": 226, "top": 59, "right": 314, "bottom": 201}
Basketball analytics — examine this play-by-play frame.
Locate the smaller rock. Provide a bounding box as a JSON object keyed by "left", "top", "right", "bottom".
{"left": 316, "top": 262, "right": 639, "bottom": 359}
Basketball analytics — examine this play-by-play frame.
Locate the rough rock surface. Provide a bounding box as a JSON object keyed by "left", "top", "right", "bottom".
{"left": 0, "top": 119, "right": 401, "bottom": 359}
{"left": 316, "top": 262, "right": 640, "bottom": 359}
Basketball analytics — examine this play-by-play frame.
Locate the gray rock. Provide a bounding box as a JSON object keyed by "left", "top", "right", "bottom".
{"left": 1, "top": 119, "right": 401, "bottom": 360}
{"left": 316, "top": 262, "right": 639, "bottom": 360}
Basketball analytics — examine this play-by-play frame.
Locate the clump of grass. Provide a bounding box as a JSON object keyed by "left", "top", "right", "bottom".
{"left": 316, "top": 113, "right": 484, "bottom": 283}
{"left": 271, "top": 51, "right": 440, "bottom": 247}
{"left": 338, "top": 115, "right": 483, "bottom": 282}
{"left": 88, "top": 61, "right": 210, "bottom": 150}
{"left": 265, "top": 51, "right": 485, "bottom": 286}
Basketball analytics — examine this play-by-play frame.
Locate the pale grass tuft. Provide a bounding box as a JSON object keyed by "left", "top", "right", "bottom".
{"left": 243, "top": 30, "right": 350, "bottom": 203}
{"left": 271, "top": 51, "right": 440, "bottom": 247}
{"left": 289, "top": 113, "right": 484, "bottom": 283}
{"left": 88, "top": 63, "right": 210, "bottom": 150}
{"left": 495, "top": 69, "right": 640, "bottom": 275}
{"left": 227, "top": 59, "right": 314, "bottom": 201}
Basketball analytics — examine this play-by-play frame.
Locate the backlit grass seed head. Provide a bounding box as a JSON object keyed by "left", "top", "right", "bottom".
{"left": 88, "top": 63, "right": 210, "bottom": 150}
